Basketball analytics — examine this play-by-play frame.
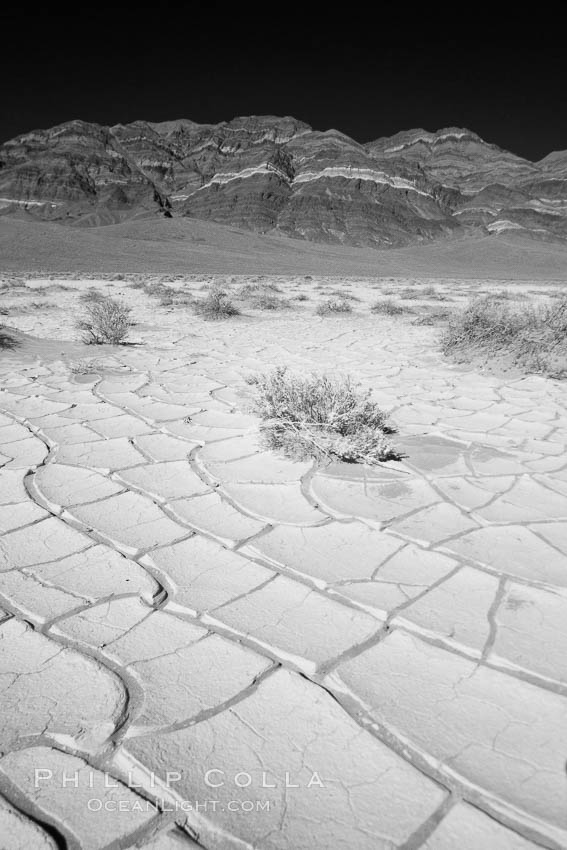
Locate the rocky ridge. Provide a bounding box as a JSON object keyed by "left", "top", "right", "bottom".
{"left": 1, "top": 116, "right": 566, "bottom": 246}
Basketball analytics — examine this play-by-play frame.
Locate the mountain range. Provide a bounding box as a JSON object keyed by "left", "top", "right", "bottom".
{"left": 1, "top": 115, "right": 566, "bottom": 248}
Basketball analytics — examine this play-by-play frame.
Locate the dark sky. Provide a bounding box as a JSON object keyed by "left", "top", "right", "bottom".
{"left": 2, "top": 18, "right": 565, "bottom": 162}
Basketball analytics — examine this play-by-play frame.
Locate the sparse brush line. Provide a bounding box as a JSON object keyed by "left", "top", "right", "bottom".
{"left": 443, "top": 294, "right": 567, "bottom": 377}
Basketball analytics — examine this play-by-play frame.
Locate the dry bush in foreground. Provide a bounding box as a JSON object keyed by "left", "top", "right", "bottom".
{"left": 316, "top": 299, "right": 353, "bottom": 315}
{"left": 76, "top": 297, "right": 132, "bottom": 345}
{"left": 194, "top": 289, "right": 240, "bottom": 320}
{"left": 443, "top": 295, "right": 567, "bottom": 376}
{"left": 246, "top": 367, "right": 399, "bottom": 464}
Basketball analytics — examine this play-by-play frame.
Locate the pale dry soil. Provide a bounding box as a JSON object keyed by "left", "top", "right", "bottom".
{"left": 1, "top": 275, "right": 567, "bottom": 850}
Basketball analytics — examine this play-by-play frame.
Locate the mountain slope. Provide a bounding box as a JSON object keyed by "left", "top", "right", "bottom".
{"left": 0, "top": 120, "right": 171, "bottom": 226}
{"left": 1, "top": 116, "right": 566, "bottom": 247}
{"left": 368, "top": 127, "right": 567, "bottom": 241}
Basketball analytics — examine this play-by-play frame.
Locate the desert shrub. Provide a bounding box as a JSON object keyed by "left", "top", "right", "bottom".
{"left": 148, "top": 283, "right": 175, "bottom": 300}
{"left": 487, "top": 289, "right": 528, "bottom": 301}
{"left": 443, "top": 296, "right": 534, "bottom": 351}
{"left": 316, "top": 299, "right": 353, "bottom": 315}
{"left": 0, "top": 327, "right": 19, "bottom": 349}
{"left": 250, "top": 294, "right": 289, "bottom": 310}
{"left": 370, "top": 299, "right": 407, "bottom": 315}
{"left": 420, "top": 286, "right": 451, "bottom": 302}
{"left": 76, "top": 297, "right": 132, "bottom": 345}
{"left": 293, "top": 293, "right": 309, "bottom": 301}
{"left": 399, "top": 287, "right": 421, "bottom": 300}
{"left": 39, "top": 283, "right": 72, "bottom": 292}
{"left": 79, "top": 289, "right": 105, "bottom": 303}
{"left": 412, "top": 309, "right": 452, "bottom": 326}
{"left": 69, "top": 358, "right": 101, "bottom": 375}
{"left": 442, "top": 295, "right": 567, "bottom": 376}
{"left": 194, "top": 289, "right": 240, "bottom": 320}
{"left": 246, "top": 367, "right": 398, "bottom": 464}
{"left": 172, "top": 294, "right": 196, "bottom": 307}
{"left": 328, "top": 289, "right": 361, "bottom": 301}
{"left": 28, "top": 301, "right": 56, "bottom": 310}
{"left": 238, "top": 281, "right": 282, "bottom": 299}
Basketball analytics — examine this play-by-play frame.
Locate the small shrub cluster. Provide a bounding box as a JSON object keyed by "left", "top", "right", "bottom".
{"left": 412, "top": 309, "right": 452, "bottom": 326}
{"left": 399, "top": 287, "right": 421, "bottom": 300}
{"left": 238, "top": 281, "right": 281, "bottom": 298}
{"left": 250, "top": 294, "right": 290, "bottom": 310}
{"left": 421, "top": 286, "right": 450, "bottom": 301}
{"left": 76, "top": 297, "right": 132, "bottom": 345}
{"left": 327, "top": 289, "right": 361, "bottom": 301}
{"left": 246, "top": 367, "right": 398, "bottom": 464}
{"left": 69, "top": 358, "right": 101, "bottom": 375}
{"left": 172, "top": 294, "right": 196, "bottom": 307}
{"left": 79, "top": 289, "right": 106, "bottom": 303}
{"left": 442, "top": 295, "right": 567, "bottom": 376}
{"left": 316, "top": 299, "right": 353, "bottom": 316}
{"left": 127, "top": 280, "right": 196, "bottom": 309}
{"left": 498, "top": 290, "right": 529, "bottom": 301}
{"left": 194, "top": 289, "right": 240, "bottom": 320}
{"left": 371, "top": 299, "right": 407, "bottom": 316}
{"left": 28, "top": 301, "right": 56, "bottom": 310}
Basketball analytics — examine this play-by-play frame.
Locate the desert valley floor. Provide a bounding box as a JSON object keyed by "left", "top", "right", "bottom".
{"left": 1, "top": 270, "right": 567, "bottom": 850}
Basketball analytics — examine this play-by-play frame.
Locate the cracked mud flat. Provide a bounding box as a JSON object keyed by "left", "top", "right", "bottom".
{"left": 1, "top": 275, "right": 567, "bottom": 850}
